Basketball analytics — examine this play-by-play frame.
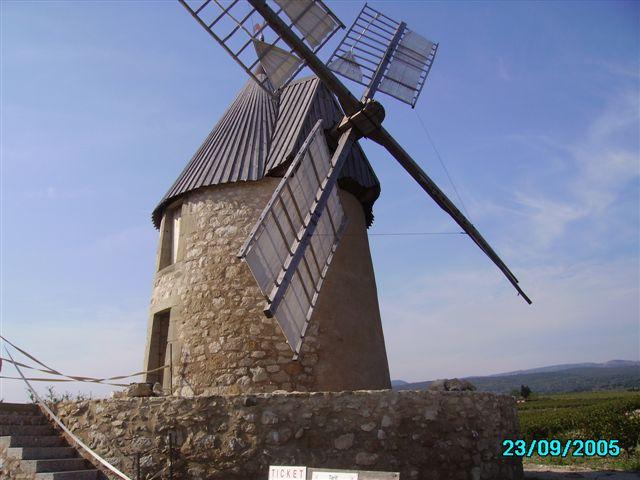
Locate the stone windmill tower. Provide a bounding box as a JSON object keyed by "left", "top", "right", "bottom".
{"left": 143, "top": 0, "right": 531, "bottom": 398}
{"left": 142, "top": 69, "right": 391, "bottom": 396}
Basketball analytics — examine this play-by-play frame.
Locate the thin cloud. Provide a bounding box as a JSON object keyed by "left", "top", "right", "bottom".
{"left": 497, "top": 56, "right": 512, "bottom": 82}
{"left": 381, "top": 87, "right": 639, "bottom": 381}
{"left": 586, "top": 58, "right": 640, "bottom": 81}
{"left": 513, "top": 192, "right": 589, "bottom": 249}
{"left": 23, "top": 186, "right": 95, "bottom": 200}
{"left": 382, "top": 258, "right": 639, "bottom": 382}
{"left": 91, "top": 224, "right": 155, "bottom": 253}
{"left": 504, "top": 89, "right": 639, "bottom": 253}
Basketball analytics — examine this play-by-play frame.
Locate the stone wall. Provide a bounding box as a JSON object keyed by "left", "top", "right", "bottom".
{"left": 55, "top": 390, "right": 523, "bottom": 480}
{"left": 143, "top": 180, "right": 391, "bottom": 395}
{"left": 0, "top": 442, "right": 35, "bottom": 480}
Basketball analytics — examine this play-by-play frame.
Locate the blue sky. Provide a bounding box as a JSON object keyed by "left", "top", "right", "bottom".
{"left": 1, "top": 1, "right": 638, "bottom": 402}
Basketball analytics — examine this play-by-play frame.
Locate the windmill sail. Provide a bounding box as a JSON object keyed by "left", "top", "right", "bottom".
{"left": 378, "top": 30, "right": 436, "bottom": 105}
{"left": 327, "top": 51, "right": 363, "bottom": 84}
{"left": 248, "top": 0, "right": 531, "bottom": 304}
{"left": 239, "top": 120, "right": 348, "bottom": 354}
{"left": 253, "top": 39, "right": 304, "bottom": 89}
{"left": 178, "top": 0, "right": 343, "bottom": 96}
{"left": 274, "top": 0, "right": 339, "bottom": 49}
{"left": 326, "top": 4, "right": 437, "bottom": 107}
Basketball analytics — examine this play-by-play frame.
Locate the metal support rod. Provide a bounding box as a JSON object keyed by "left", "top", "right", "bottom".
{"left": 168, "top": 432, "right": 174, "bottom": 480}
{"left": 362, "top": 21, "right": 406, "bottom": 101}
{"left": 169, "top": 342, "right": 173, "bottom": 396}
{"left": 134, "top": 453, "right": 140, "bottom": 480}
{"left": 248, "top": 0, "right": 362, "bottom": 115}
{"left": 344, "top": 34, "right": 387, "bottom": 54}
{"left": 368, "top": 126, "right": 532, "bottom": 304}
{"left": 349, "top": 4, "right": 379, "bottom": 52}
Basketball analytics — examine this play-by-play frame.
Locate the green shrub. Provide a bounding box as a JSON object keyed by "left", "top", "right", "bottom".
{"left": 518, "top": 392, "right": 640, "bottom": 453}
{"left": 519, "top": 408, "right": 578, "bottom": 441}
{"left": 579, "top": 399, "right": 640, "bottom": 455}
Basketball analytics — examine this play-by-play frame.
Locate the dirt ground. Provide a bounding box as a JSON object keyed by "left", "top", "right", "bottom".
{"left": 525, "top": 464, "right": 640, "bottom": 479}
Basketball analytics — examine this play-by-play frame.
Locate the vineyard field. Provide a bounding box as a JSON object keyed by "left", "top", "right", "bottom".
{"left": 518, "top": 390, "right": 640, "bottom": 472}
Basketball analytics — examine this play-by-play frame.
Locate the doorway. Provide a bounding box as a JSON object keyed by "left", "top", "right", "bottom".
{"left": 147, "top": 309, "right": 171, "bottom": 389}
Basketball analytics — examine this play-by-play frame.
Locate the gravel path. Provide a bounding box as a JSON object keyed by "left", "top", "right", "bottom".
{"left": 525, "top": 464, "right": 640, "bottom": 479}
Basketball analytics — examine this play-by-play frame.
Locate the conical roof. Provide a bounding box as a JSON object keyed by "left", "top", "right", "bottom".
{"left": 152, "top": 75, "right": 380, "bottom": 228}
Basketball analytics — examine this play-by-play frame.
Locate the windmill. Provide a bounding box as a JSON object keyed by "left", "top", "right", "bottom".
{"left": 143, "top": 0, "right": 530, "bottom": 395}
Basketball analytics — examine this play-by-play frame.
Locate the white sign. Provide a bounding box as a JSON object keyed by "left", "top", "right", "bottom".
{"left": 311, "top": 472, "right": 358, "bottom": 480}
{"left": 269, "top": 466, "right": 307, "bottom": 480}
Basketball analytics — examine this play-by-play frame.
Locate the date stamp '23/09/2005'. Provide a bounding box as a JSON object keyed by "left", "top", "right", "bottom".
{"left": 502, "top": 439, "right": 622, "bottom": 458}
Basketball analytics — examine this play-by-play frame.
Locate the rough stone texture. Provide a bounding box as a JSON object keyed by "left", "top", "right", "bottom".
{"left": 143, "top": 180, "right": 391, "bottom": 395}
{"left": 428, "top": 379, "right": 477, "bottom": 392}
{"left": 54, "top": 390, "right": 523, "bottom": 480}
{"left": 125, "top": 383, "right": 154, "bottom": 397}
{"left": 0, "top": 442, "right": 36, "bottom": 480}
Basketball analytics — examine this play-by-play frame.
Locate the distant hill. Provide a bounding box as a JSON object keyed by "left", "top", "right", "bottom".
{"left": 391, "top": 380, "right": 409, "bottom": 387}
{"left": 491, "top": 360, "right": 640, "bottom": 377}
{"left": 393, "top": 361, "right": 640, "bottom": 394}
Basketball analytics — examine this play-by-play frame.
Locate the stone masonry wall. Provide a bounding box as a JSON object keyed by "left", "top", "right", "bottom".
{"left": 0, "top": 441, "right": 36, "bottom": 480}
{"left": 55, "top": 390, "right": 523, "bottom": 480}
{"left": 144, "top": 180, "right": 391, "bottom": 395}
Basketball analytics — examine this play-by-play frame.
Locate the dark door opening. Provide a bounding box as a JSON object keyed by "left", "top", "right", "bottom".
{"left": 147, "top": 309, "right": 170, "bottom": 388}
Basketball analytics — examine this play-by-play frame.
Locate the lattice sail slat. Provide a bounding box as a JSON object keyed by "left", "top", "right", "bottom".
{"left": 238, "top": 120, "right": 347, "bottom": 355}
{"left": 326, "top": 3, "right": 438, "bottom": 107}
{"left": 179, "top": 0, "right": 343, "bottom": 95}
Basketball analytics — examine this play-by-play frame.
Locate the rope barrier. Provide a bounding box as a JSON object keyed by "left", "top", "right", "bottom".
{"left": 0, "top": 357, "right": 128, "bottom": 386}
{"left": 5, "top": 346, "right": 134, "bottom": 480}
{"left": 0, "top": 376, "right": 128, "bottom": 387}
{"left": 0, "top": 336, "right": 169, "bottom": 387}
{"left": 1, "top": 336, "right": 177, "bottom": 480}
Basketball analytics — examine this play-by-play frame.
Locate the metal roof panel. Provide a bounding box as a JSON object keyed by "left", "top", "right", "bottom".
{"left": 152, "top": 74, "right": 380, "bottom": 228}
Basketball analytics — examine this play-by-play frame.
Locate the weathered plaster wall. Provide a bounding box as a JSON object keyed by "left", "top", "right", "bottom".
{"left": 55, "top": 390, "right": 523, "bottom": 480}
{"left": 143, "top": 180, "right": 390, "bottom": 395}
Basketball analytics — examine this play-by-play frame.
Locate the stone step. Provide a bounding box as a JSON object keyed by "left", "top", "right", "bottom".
{"left": 0, "top": 413, "right": 47, "bottom": 425}
{"left": 35, "top": 470, "right": 99, "bottom": 480}
{"left": 0, "top": 404, "right": 100, "bottom": 480}
{"left": 0, "top": 424, "right": 54, "bottom": 436}
{"left": 22, "top": 458, "right": 88, "bottom": 473}
{"left": 0, "top": 402, "right": 39, "bottom": 414}
{"left": 0, "top": 434, "right": 65, "bottom": 447}
{"left": 7, "top": 446, "right": 77, "bottom": 460}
